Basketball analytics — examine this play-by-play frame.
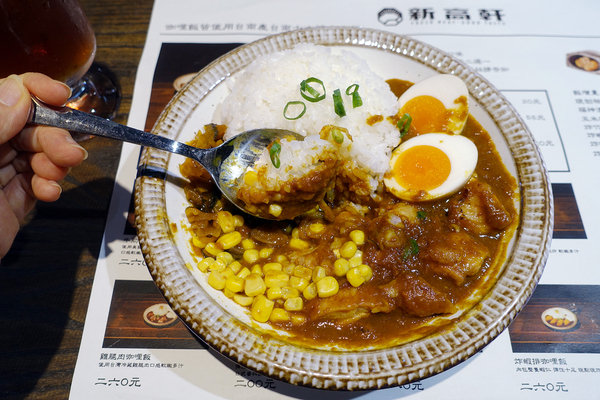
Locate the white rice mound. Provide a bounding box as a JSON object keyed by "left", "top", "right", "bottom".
{"left": 214, "top": 44, "right": 399, "bottom": 177}
{"left": 253, "top": 135, "right": 336, "bottom": 183}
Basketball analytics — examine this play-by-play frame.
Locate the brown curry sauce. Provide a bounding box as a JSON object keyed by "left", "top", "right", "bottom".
{"left": 180, "top": 79, "right": 519, "bottom": 349}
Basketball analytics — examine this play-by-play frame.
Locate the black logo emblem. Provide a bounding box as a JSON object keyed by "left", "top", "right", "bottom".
{"left": 378, "top": 8, "right": 403, "bottom": 26}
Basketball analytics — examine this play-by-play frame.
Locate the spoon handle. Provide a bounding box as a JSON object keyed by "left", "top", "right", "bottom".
{"left": 28, "top": 97, "right": 202, "bottom": 161}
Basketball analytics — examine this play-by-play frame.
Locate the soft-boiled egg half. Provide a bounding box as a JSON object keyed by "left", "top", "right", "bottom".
{"left": 397, "top": 74, "right": 469, "bottom": 135}
{"left": 384, "top": 133, "right": 478, "bottom": 201}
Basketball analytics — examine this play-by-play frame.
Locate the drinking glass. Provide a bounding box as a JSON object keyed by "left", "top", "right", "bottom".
{"left": 0, "top": 0, "right": 120, "bottom": 128}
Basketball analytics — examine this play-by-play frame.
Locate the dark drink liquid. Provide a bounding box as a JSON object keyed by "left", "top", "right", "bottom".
{"left": 0, "top": 0, "right": 96, "bottom": 85}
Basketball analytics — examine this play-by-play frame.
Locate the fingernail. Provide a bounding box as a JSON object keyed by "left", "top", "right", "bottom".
{"left": 0, "top": 76, "right": 22, "bottom": 107}
{"left": 49, "top": 181, "right": 63, "bottom": 196}
{"left": 74, "top": 144, "right": 88, "bottom": 160}
{"left": 65, "top": 134, "right": 89, "bottom": 160}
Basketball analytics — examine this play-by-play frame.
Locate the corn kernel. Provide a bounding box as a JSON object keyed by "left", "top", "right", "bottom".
{"left": 244, "top": 273, "right": 266, "bottom": 297}
{"left": 333, "top": 258, "right": 350, "bottom": 277}
{"left": 303, "top": 283, "right": 317, "bottom": 300}
{"left": 204, "top": 242, "right": 221, "bottom": 257}
{"left": 259, "top": 247, "right": 274, "bottom": 259}
{"left": 266, "top": 286, "right": 283, "bottom": 300}
{"left": 263, "top": 262, "right": 283, "bottom": 273}
{"left": 312, "top": 266, "right": 327, "bottom": 282}
{"left": 289, "top": 276, "right": 309, "bottom": 292}
{"left": 236, "top": 267, "right": 251, "bottom": 279}
{"left": 340, "top": 241, "right": 358, "bottom": 259}
{"left": 217, "top": 231, "right": 242, "bottom": 250}
{"left": 281, "top": 286, "right": 300, "bottom": 299}
{"left": 264, "top": 271, "right": 290, "bottom": 288}
{"left": 284, "top": 263, "right": 295, "bottom": 275}
{"left": 243, "top": 169, "right": 258, "bottom": 185}
{"left": 233, "top": 215, "right": 245, "bottom": 227}
{"left": 269, "top": 308, "right": 290, "bottom": 322}
{"left": 192, "top": 236, "right": 208, "bottom": 249}
{"left": 251, "top": 295, "right": 274, "bottom": 322}
{"left": 346, "top": 267, "right": 365, "bottom": 287}
{"left": 243, "top": 249, "right": 260, "bottom": 264}
{"left": 291, "top": 314, "right": 306, "bottom": 325}
{"left": 291, "top": 228, "right": 300, "bottom": 239}
{"left": 284, "top": 297, "right": 304, "bottom": 311}
{"left": 216, "top": 251, "right": 234, "bottom": 266}
{"left": 222, "top": 268, "right": 234, "bottom": 279}
{"left": 349, "top": 230, "right": 365, "bottom": 245}
{"left": 250, "top": 264, "right": 263, "bottom": 276}
{"left": 209, "top": 259, "right": 226, "bottom": 272}
{"left": 197, "top": 257, "right": 215, "bottom": 272}
{"left": 207, "top": 271, "right": 227, "bottom": 290}
{"left": 233, "top": 294, "right": 253, "bottom": 307}
{"left": 349, "top": 250, "right": 363, "bottom": 268}
{"left": 358, "top": 264, "right": 373, "bottom": 281}
{"left": 290, "top": 238, "right": 310, "bottom": 250}
{"left": 216, "top": 211, "right": 236, "bottom": 233}
{"left": 316, "top": 276, "right": 339, "bottom": 297}
{"left": 275, "top": 254, "right": 288, "bottom": 264}
{"left": 241, "top": 238, "right": 255, "bottom": 250}
{"left": 228, "top": 261, "right": 242, "bottom": 274}
{"left": 309, "top": 223, "right": 326, "bottom": 234}
{"left": 223, "top": 288, "right": 235, "bottom": 298}
{"left": 268, "top": 204, "right": 282, "bottom": 217}
{"left": 225, "top": 275, "right": 244, "bottom": 293}
{"left": 292, "top": 265, "right": 312, "bottom": 280}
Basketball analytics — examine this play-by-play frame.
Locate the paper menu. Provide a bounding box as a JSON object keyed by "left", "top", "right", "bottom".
{"left": 69, "top": 1, "right": 600, "bottom": 398}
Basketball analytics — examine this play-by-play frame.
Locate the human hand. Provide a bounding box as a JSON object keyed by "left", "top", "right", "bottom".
{"left": 0, "top": 73, "right": 88, "bottom": 259}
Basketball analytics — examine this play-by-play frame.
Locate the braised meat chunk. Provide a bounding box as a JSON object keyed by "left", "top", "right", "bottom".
{"left": 306, "top": 273, "right": 455, "bottom": 322}
{"left": 448, "top": 179, "right": 513, "bottom": 235}
{"left": 422, "top": 231, "right": 490, "bottom": 285}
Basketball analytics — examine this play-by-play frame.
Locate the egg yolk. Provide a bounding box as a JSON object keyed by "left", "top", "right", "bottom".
{"left": 392, "top": 145, "right": 451, "bottom": 191}
{"left": 400, "top": 95, "right": 449, "bottom": 134}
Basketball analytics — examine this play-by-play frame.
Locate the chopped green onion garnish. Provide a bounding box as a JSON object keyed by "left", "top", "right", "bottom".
{"left": 397, "top": 113, "right": 412, "bottom": 137}
{"left": 331, "top": 127, "right": 344, "bottom": 144}
{"left": 345, "top": 84, "right": 363, "bottom": 108}
{"left": 333, "top": 89, "right": 346, "bottom": 117}
{"left": 300, "top": 77, "right": 326, "bottom": 103}
{"left": 403, "top": 238, "right": 419, "bottom": 259}
{"left": 283, "top": 101, "right": 306, "bottom": 120}
{"left": 416, "top": 210, "right": 427, "bottom": 220}
{"left": 269, "top": 140, "right": 281, "bottom": 168}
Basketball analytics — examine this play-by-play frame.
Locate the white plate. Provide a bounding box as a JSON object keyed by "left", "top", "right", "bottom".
{"left": 135, "top": 27, "right": 553, "bottom": 389}
{"left": 541, "top": 307, "right": 578, "bottom": 330}
{"left": 142, "top": 303, "right": 177, "bottom": 327}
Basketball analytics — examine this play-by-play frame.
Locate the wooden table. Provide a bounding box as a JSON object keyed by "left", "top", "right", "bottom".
{"left": 0, "top": 1, "right": 154, "bottom": 398}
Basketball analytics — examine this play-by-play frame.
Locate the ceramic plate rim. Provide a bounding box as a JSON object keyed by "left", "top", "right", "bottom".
{"left": 134, "top": 26, "right": 553, "bottom": 390}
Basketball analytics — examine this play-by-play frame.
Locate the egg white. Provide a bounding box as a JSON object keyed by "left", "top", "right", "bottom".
{"left": 397, "top": 74, "right": 469, "bottom": 135}
{"left": 384, "top": 133, "right": 478, "bottom": 201}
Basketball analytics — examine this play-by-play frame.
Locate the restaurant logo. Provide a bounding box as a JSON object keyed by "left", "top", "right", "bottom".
{"left": 378, "top": 8, "right": 403, "bottom": 26}
{"left": 377, "top": 7, "right": 505, "bottom": 26}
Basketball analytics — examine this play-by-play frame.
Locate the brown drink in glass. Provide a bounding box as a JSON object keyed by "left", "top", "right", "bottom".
{"left": 0, "top": 0, "right": 96, "bottom": 86}
{"left": 0, "top": 0, "right": 120, "bottom": 131}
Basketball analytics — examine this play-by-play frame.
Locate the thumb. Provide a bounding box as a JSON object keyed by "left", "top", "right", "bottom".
{"left": 0, "top": 75, "right": 31, "bottom": 145}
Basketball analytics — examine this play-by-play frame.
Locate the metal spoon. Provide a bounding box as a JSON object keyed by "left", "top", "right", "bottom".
{"left": 28, "top": 97, "right": 305, "bottom": 220}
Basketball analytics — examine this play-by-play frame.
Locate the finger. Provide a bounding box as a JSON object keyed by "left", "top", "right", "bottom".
{"left": 0, "top": 75, "right": 31, "bottom": 144}
{"left": 0, "top": 163, "right": 17, "bottom": 188}
{"left": 29, "top": 152, "right": 71, "bottom": 182}
{"left": 0, "top": 191, "right": 20, "bottom": 259}
{"left": 0, "top": 143, "right": 18, "bottom": 166}
{"left": 12, "top": 125, "right": 88, "bottom": 166}
{"left": 2, "top": 172, "right": 36, "bottom": 224}
{"left": 31, "top": 174, "right": 62, "bottom": 202}
{"left": 22, "top": 72, "right": 71, "bottom": 106}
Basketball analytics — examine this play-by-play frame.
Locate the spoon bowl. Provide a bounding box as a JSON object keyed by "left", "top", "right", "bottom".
{"left": 28, "top": 98, "right": 307, "bottom": 219}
